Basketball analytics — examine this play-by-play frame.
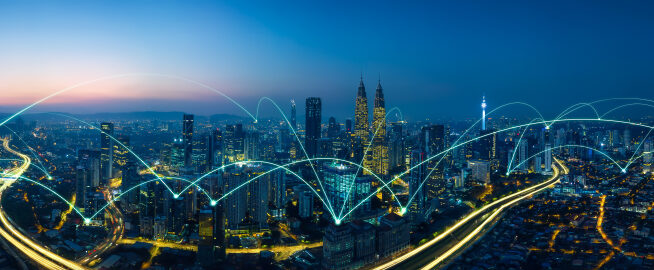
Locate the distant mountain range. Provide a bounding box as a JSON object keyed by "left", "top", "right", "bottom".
{"left": 0, "top": 111, "right": 250, "bottom": 122}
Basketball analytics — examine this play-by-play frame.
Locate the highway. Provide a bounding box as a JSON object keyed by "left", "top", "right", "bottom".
{"left": 375, "top": 158, "right": 568, "bottom": 270}
{"left": 0, "top": 137, "right": 87, "bottom": 270}
{"left": 77, "top": 188, "right": 125, "bottom": 265}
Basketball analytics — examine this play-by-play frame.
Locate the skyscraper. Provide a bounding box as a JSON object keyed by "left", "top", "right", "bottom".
{"left": 354, "top": 76, "right": 373, "bottom": 174}
{"left": 290, "top": 99, "right": 297, "bottom": 131}
{"left": 100, "top": 122, "right": 114, "bottom": 181}
{"left": 371, "top": 80, "right": 389, "bottom": 176}
{"left": 305, "top": 97, "right": 322, "bottom": 157}
{"left": 354, "top": 76, "right": 369, "bottom": 140}
{"left": 113, "top": 135, "right": 130, "bottom": 169}
{"left": 421, "top": 125, "right": 445, "bottom": 199}
{"left": 183, "top": 114, "right": 194, "bottom": 168}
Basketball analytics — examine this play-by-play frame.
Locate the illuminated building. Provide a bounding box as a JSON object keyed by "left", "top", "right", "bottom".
{"left": 376, "top": 213, "right": 410, "bottom": 258}
{"left": 354, "top": 76, "right": 373, "bottom": 174}
{"left": 517, "top": 140, "right": 528, "bottom": 172}
{"left": 305, "top": 97, "right": 322, "bottom": 157}
{"left": 244, "top": 131, "right": 260, "bottom": 160}
{"left": 323, "top": 162, "right": 356, "bottom": 217}
{"left": 78, "top": 149, "right": 101, "bottom": 187}
{"left": 290, "top": 99, "right": 297, "bottom": 131}
{"left": 322, "top": 223, "right": 354, "bottom": 270}
{"left": 467, "top": 160, "right": 490, "bottom": 184}
{"left": 197, "top": 205, "right": 225, "bottom": 267}
{"left": 112, "top": 135, "right": 130, "bottom": 169}
{"left": 371, "top": 79, "right": 389, "bottom": 176}
{"left": 183, "top": 114, "right": 194, "bottom": 167}
{"left": 421, "top": 125, "right": 444, "bottom": 199}
{"left": 478, "top": 129, "right": 497, "bottom": 168}
{"left": 75, "top": 166, "right": 89, "bottom": 212}
{"left": 544, "top": 143, "right": 552, "bottom": 173}
{"left": 298, "top": 188, "right": 313, "bottom": 219}
{"left": 408, "top": 149, "right": 427, "bottom": 225}
{"left": 223, "top": 124, "right": 245, "bottom": 162}
{"left": 389, "top": 122, "right": 405, "bottom": 170}
{"left": 327, "top": 116, "right": 340, "bottom": 138}
{"left": 100, "top": 122, "right": 114, "bottom": 181}
{"left": 350, "top": 221, "right": 376, "bottom": 266}
{"left": 354, "top": 76, "right": 370, "bottom": 141}
{"left": 246, "top": 168, "right": 270, "bottom": 228}
{"left": 223, "top": 168, "right": 247, "bottom": 229}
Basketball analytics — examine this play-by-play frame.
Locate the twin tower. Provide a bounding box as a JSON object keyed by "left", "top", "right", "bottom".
{"left": 354, "top": 76, "right": 389, "bottom": 177}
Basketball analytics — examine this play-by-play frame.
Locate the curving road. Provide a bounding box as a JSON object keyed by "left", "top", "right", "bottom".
{"left": 375, "top": 158, "right": 568, "bottom": 270}
{"left": 0, "top": 137, "right": 87, "bottom": 270}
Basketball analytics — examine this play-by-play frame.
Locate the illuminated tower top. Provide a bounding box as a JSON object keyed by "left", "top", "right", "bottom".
{"left": 481, "top": 95, "right": 487, "bottom": 131}
{"left": 354, "top": 75, "right": 369, "bottom": 140}
{"left": 290, "top": 99, "right": 297, "bottom": 130}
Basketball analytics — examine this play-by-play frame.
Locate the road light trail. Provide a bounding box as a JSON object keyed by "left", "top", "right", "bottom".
{"left": 375, "top": 158, "right": 565, "bottom": 270}
{"left": 418, "top": 159, "right": 567, "bottom": 270}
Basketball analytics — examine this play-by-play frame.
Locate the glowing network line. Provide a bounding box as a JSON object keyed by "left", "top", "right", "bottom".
{"left": 51, "top": 113, "right": 175, "bottom": 194}
{"left": 346, "top": 117, "right": 654, "bottom": 221}
{"left": 3, "top": 72, "right": 654, "bottom": 224}
{"left": 0, "top": 159, "right": 51, "bottom": 178}
{"left": 338, "top": 106, "right": 404, "bottom": 220}
{"left": 1, "top": 126, "right": 53, "bottom": 179}
{"left": 405, "top": 101, "right": 547, "bottom": 209}
{"left": 600, "top": 103, "right": 654, "bottom": 118}
{"left": 506, "top": 118, "right": 547, "bottom": 175}
{"left": 507, "top": 144, "right": 636, "bottom": 175}
{"left": 254, "top": 97, "right": 336, "bottom": 218}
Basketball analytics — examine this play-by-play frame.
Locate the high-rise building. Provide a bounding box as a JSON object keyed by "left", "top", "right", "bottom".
{"left": 75, "top": 166, "right": 88, "bottom": 212}
{"left": 223, "top": 124, "right": 245, "bottom": 162}
{"left": 298, "top": 188, "right": 314, "bottom": 219}
{"left": 328, "top": 117, "right": 340, "bottom": 138}
{"left": 478, "top": 129, "right": 496, "bottom": 162}
{"left": 100, "top": 122, "right": 114, "bottom": 181}
{"left": 376, "top": 213, "right": 410, "bottom": 258}
{"left": 408, "top": 149, "right": 427, "bottom": 224}
{"left": 183, "top": 114, "right": 194, "bottom": 167}
{"left": 517, "top": 140, "right": 528, "bottom": 172}
{"left": 544, "top": 143, "right": 552, "bottom": 173}
{"left": 468, "top": 160, "right": 490, "bottom": 184}
{"left": 305, "top": 97, "right": 322, "bottom": 157}
{"left": 244, "top": 131, "right": 260, "bottom": 160}
{"left": 78, "top": 149, "right": 101, "bottom": 187}
{"left": 354, "top": 76, "right": 369, "bottom": 141}
{"left": 322, "top": 223, "right": 354, "bottom": 270}
{"left": 290, "top": 99, "right": 297, "bottom": 131}
{"left": 323, "top": 163, "right": 356, "bottom": 217}
{"left": 223, "top": 167, "right": 247, "bottom": 229}
{"left": 350, "top": 221, "right": 376, "bottom": 266}
{"left": 197, "top": 205, "right": 225, "bottom": 266}
{"left": 388, "top": 122, "right": 405, "bottom": 170}
{"left": 113, "top": 135, "right": 130, "bottom": 170}
{"left": 246, "top": 168, "right": 270, "bottom": 227}
{"left": 421, "top": 125, "right": 445, "bottom": 199}
{"left": 354, "top": 76, "right": 373, "bottom": 174}
{"left": 371, "top": 80, "right": 389, "bottom": 176}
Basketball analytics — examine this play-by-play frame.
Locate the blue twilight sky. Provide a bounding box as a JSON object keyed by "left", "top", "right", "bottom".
{"left": 1, "top": 0, "right": 653, "bottom": 121}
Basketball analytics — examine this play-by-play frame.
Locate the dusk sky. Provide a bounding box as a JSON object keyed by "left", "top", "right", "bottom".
{"left": 1, "top": 0, "right": 654, "bottom": 120}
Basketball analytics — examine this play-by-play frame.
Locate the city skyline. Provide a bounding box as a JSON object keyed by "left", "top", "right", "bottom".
{"left": 1, "top": 1, "right": 654, "bottom": 270}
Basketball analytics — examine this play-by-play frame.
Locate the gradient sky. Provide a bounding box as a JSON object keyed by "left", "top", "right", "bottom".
{"left": 1, "top": 0, "right": 654, "bottom": 120}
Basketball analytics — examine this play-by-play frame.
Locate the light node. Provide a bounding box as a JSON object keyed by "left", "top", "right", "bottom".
{"left": 210, "top": 200, "right": 217, "bottom": 206}
{"left": 84, "top": 218, "right": 91, "bottom": 224}
{"left": 335, "top": 219, "right": 341, "bottom": 225}
{"left": 173, "top": 194, "right": 179, "bottom": 199}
